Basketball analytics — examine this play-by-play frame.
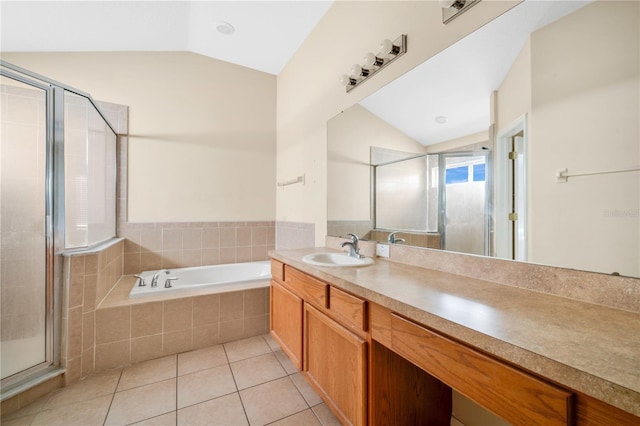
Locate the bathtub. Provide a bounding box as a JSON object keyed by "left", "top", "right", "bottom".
{"left": 129, "top": 261, "right": 272, "bottom": 299}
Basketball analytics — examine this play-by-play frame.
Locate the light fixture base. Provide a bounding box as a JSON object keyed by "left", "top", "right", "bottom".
{"left": 345, "top": 34, "right": 407, "bottom": 93}
{"left": 442, "top": 0, "right": 481, "bottom": 24}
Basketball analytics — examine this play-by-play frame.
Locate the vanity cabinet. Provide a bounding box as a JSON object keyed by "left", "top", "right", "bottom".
{"left": 269, "top": 261, "right": 369, "bottom": 425}
{"left": 271, "top": 258, "right": 640, "bottom": 426}
{"left": 304, "top": 303, "right": 367, "bottom": 425}
{"left": 270, "top": 260, "right": 303, "bottom": 369}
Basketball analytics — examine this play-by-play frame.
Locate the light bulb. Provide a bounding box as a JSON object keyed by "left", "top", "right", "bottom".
{"left": 351, "top": 64, "right": 369, "bottom": 77}
{"left": 339, "top": 74, "right": 353, "bottom": 86}
{"left": 380, "top": 39, "right": 394, "bottom": 55}
{"left": 363, "top": 52, "right": 383, "bottom": 67}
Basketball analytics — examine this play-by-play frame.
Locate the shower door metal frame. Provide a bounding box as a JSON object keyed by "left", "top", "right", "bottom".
{"left": 1, "top": 60, "right": 119, "bottom": 395}
{"left": 0, "top": 69, "right": 62, "bottom": 390}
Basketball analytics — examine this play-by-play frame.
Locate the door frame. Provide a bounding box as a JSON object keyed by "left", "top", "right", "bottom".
{"left": 495, "top": 115, "right": 528, "bottom": 261}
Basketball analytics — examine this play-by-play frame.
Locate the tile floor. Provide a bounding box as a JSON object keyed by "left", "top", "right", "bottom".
{"left": 1, "top": 335, "right": 341, "bottom": 426}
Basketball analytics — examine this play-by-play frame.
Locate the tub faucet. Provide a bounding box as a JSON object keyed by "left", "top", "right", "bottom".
{"left": 165, "top": 276, "right": 179, "bottom": 288}
{"left": 151, "top": 270, "right": 170, "bottom": 287}
{"left": 388, "top": 232, "right": 405, "bottom": 244}
{"left": 341, "top": 233, "right": 364, "bottom": 258}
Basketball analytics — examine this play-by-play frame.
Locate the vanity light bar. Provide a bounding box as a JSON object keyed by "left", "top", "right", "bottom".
{"left": 340, "top": 34, "right": 407, "bottom": 93}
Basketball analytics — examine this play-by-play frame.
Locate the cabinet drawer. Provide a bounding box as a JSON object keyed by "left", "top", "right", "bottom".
{"left": 390, "top": 314, "right": 572, "bottom": 426}
{"left": 329, "top": 286, "right": 366, "bottom": 332}
{"left": 284, "top": 266, "right": 328, "bottom": 309}
{"left": 271, "top": 259, "right": 284, "bottom": 283}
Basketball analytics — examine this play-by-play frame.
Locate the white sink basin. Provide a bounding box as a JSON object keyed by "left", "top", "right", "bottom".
{"left": 302, "top": 252, "right": 374, "bottom": 267}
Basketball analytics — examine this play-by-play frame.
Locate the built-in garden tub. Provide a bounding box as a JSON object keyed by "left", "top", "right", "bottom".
{"left": 92, "top": 260, "right": 272, "bottom": 374}
{"left": 129, "top": 261, "right": 272, "bottom": 298}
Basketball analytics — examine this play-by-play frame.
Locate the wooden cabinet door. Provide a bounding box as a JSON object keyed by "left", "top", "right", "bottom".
{"left": 270, "top": 280, "right": 303, "bottom": 370}
{"left": 304, "top": 303, "right": 367, "bottom": 426}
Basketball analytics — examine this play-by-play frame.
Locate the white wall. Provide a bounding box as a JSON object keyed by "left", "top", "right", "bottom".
{"left": 276, "top": 0, "right": 520, "bottom": 245}
{"left": 529, "top": 1, "right": 639, "bottom": 276}
{"left": 327, "top": 104, "right": 424, "bottom": 221}
{"left": 1, "top": 51, "right": 277, "bottom": 223}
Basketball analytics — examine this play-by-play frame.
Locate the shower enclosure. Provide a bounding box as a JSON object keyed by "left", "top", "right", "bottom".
{"left": 0, "top": 61, "right": 117, "bottom": 395}
{"left": 374, "top": 150, "right": 491, "bottom": 256}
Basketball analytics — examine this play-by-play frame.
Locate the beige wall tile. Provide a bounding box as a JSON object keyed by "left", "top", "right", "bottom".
{"left": 163, "top": 298, "right": 192, "bottom": 332}
{"left": 131, "top": 334, "right": 163, "bottom": 364}
{"left": 95, "top": 340, "right": 130, "bottom": 370}
{"left": 192, "top": 325, "right": 219, "bottom": 350}
{"left": 162, "top": 229, "right": 182, "bottom": 251}
{"left": 236, "top": 227, "right": 252, "bottom": 247}
{"left": 68, "top": 273, "right": 84, "bottom": 309}
{"left": 182, "top": 229, "right": 202, "bottom": 250}
{"left": 251, "top": 245, "right": 268, "bottom": 262}
{"left": 244, "top": 315, "right": 268, "bottom": 338}
{"left": 140, "top": 252, "right": 162, "bottom": 271}
{"left": 220, "top": 292, "right": 243, "bottom": 322}
{"left": 82, "top": 347, "right": 95, "bottom": 377}
{"left": 140, "top": 228, "right": 162, "bottom": 251}
{"left": 162, "top": 250, "right": 183, "bottom": 269}
{"left": 236, "top": 247, "right": 252, "bottom": 263}
{"left": 124, "top": 253, "right": 141, "bottom": 275}
{"left": 219, "top": 247, "right": 236, "bottom": 264}
{"left": 251, "top": 226, "right": 268, "bottom": 245}
{"left": 67, "top": 306, "right": 83, "bottom": 360}
{"left": 70, "top": 256, "right": 85, "bottom": 277}
{"left": 82, "top": 311, "right": 95, "bottom": 351}
{"left": 131, "top": 302, "right": 163, "bottom": 338}
{"left": 202, "top": 228, "right": 220, "bottom": 249}
{"left": 163, "top": 329, "right": 192, "bottom": 355}
{"left": 96, "top": 305, "right": 131, "bottom": 344}
{"left": 219, "top": 228, "right": 236, "bottom": 248}
{"left": 83, "top": 275, "right": 97, "bottom": 313}
{"left": 182, "top": 250, "right": 202, "bottom": 268}
{"left": 64, "top": 357, "right": 82, "bottom": 386}
{"left": 219, "top": 319, "right": 243, "bottom": 343}
{"left": 84, "top": 254, "right": 98, "bottom": 276}
{"left": 244, "top": 288, "right": 266, "bottom": 317}
{"left": 193, "top": 294, "right": 219, "bottom": 327}
{"left": 202, "top": 248, "right": 220, "bottom": 266}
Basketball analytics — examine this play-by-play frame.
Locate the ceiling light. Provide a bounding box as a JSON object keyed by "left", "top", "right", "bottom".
{"left": 435, "top": 116, "right": 448, "bottom": 124}
{"left": 215, "top": 21, "right": 235, "bottom": 35}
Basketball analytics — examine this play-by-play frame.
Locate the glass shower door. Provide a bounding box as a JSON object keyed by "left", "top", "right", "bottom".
{"left": 439, "top": 151, "right": 491, "bottom": 256}
{"left": 0, "top": 75, "right": 50, "bottom": 380}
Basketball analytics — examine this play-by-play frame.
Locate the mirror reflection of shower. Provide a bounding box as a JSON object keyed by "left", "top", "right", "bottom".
{"left": 372, "top": 147, "right": 491, "bottom": 256}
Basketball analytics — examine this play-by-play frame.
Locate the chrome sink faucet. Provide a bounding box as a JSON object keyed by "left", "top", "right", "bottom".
{"left": 388, "top": 232, "right": 405, "bottom": 244}
{"left": 151, "top": 270, "right": 170, "bottom": 287}
{"left": 341, "top": 233, "right": 364, "bottom": 258}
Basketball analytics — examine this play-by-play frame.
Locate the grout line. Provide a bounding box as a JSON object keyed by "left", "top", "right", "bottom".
{"left": 103, "top": 368, "right": 124, "bottom": 426}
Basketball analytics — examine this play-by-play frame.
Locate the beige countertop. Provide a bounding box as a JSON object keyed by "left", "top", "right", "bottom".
{"left": 270, "top": 247, "right": 640, "bottom": 417}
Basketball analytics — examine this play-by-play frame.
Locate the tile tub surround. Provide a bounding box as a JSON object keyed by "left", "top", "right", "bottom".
{"left": 271, "top": 247, "right": 640, "bottom": 417}
{"left": 62, "top": 240, "right": 124, "bottom": 386}
{"left": 91, "top": 275, "right": 270, "bottom": 372}
{"left": 118, "top": 221, "right": 276, "bottom": 275}
{"left": 1, "top": 335, "right": 340, "bottom": 425}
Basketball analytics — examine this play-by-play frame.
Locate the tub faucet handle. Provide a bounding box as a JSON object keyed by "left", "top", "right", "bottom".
{"left": 151, "top": 270, "right": 170, "bottom": 287}
{"left": 165, "top": 277, "right": 178, "bottom": 288}
{"left": 133, "top": 274, "right": 146, "bottom": 287}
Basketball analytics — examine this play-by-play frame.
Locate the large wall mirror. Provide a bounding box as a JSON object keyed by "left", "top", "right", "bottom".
{"left": 327, "top": 0, "right": 639, "bottom": 278}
